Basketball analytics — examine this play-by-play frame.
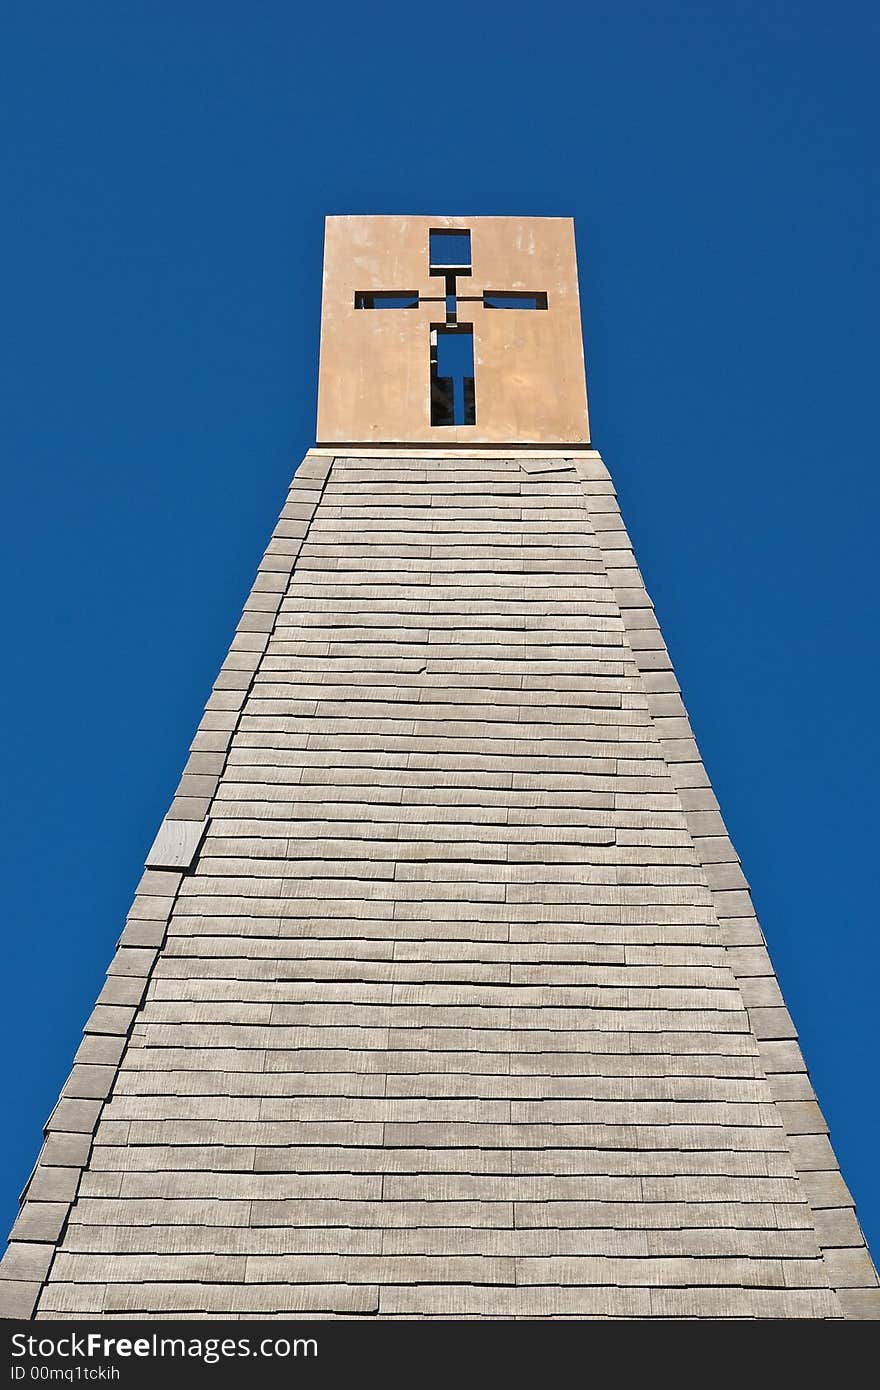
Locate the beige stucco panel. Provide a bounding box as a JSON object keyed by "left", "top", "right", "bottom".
{"left": 316, "top": 214, "right": 590, "bottom": 445}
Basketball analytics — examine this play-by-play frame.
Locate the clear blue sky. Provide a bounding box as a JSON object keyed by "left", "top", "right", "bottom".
{"left": 1, "top": 1, "right": 877, "bottom": 1261}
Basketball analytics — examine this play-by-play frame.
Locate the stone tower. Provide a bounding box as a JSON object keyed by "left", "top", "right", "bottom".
{"left": 1, "top": 215, "right": 876, "bottom": 1320}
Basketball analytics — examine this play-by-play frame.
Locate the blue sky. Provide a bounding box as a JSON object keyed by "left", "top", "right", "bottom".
{"left": 1, "top": 1, "right": 877, "bottom": 1260}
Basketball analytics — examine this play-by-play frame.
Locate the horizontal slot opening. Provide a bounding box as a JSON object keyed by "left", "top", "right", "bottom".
{"left": 482, "top": 291, "right": 548, "bottom": 310}
{"left": 354, "top": 291, "right": 420, "bottom": 309}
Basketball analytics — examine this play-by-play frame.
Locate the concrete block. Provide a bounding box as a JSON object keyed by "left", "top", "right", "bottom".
{"left": 83, "top": 1004, "right": 136, "bottom": 1036}
{"left": 799, "top": 1169, "right": 854, "bottom": 1209}
{"left": 39, "top": 1131, "right": 93, "bottom": 1168}
{"left": 118, "top": 920, "right": 166, "bottom": 948}
{"left": 0, "top": 1241, "right": 54, "bottom": 1282}
{"left": 777, "top": 1100, "right": 828, "bottom": 1135}
{"left": 96, "top": 976, "right": 146, "bottom": 1009}
{"left": 61, "top": 1065, "right": 117, "bottom": 1101}
{"left": 166, "top": 796, "right": 213, "bottom": 821}
{"left": 738, "top": 976, "right": 786, "bottom": 1010}
{"left": 749, "top": 1006, "right": 798, "bottom": 1041}
{"left": 10, "top": 1202, "right": 69, "bottom": 1244}
{"left": 812, "top": 1206, "right": 865, "bottom": 1248}
{"left": 836, "top": 1287, "right": 880, "bottom": 1319}
{"left": 0, "top": 1280, "right": 41, "bottom": 1318}
{"left": 23, "top": 1166, "right": 80, "bottom": 1202}
{"left": 821, "top": 1246, "right": 879, "bottom": 1289}
{"left": 74, "top": 1034, "right": 126, "bottom": 1067}
{"left": 44, "top": 1100, "right": 103, "bottom": 1135}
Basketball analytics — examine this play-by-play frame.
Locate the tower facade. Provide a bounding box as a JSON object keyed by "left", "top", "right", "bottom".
{"left": 1, "top": 216, "right": 876, "bottom": 1320}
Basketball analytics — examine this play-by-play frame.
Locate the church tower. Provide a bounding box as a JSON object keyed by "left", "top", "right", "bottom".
{"left": 1, "top": 215, "right": 876, "bottom": 1319}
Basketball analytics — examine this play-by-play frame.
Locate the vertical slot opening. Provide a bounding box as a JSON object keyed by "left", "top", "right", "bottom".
{"left": 430, "top": 326, "right": 476, "bottom": 426}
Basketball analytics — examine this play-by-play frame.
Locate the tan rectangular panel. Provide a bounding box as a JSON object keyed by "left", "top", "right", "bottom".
{"left": 316, "top": 215, "right": 590, "bottom": 446}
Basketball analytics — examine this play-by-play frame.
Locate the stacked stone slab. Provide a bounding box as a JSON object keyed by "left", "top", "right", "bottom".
{"left": 1, "top": 450, "right": 876, "bottom": 1319}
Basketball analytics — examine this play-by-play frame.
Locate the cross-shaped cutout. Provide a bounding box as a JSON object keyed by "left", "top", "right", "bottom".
{"left": 354, "top": 228, "right": 548, "bottom": 426}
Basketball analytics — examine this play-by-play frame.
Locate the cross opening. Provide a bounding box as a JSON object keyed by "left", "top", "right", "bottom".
{"left": 354, "top": 229, "right": 548, "bottom": 426}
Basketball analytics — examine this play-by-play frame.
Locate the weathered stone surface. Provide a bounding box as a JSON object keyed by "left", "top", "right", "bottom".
{"left": 3, "top": 447, "right": 872, "bottom": 1321}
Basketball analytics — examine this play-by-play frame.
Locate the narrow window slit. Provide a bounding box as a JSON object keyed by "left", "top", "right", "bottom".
{"left": 430, "top": 326, "right": 476, "bottom": 426}
{"left": 354, "top": 291, "right": 420, "bottom": 309}
{"left": 482, "top": 291, "right": 548, "bottom": 310}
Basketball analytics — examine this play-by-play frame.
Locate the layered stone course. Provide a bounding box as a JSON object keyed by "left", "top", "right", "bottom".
{"left": 0, "top": 452, "right": 334, "bottom": 1320}
{"left": 1, "top": 449, "right": 875, "bottom": 1320}
{"left": 573, "top": 455, "right": 878, "bottom": 1319}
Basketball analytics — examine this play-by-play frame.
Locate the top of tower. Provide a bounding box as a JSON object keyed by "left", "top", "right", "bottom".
{"left": 316, "top": 215, "right": 590, "bottom": 447}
